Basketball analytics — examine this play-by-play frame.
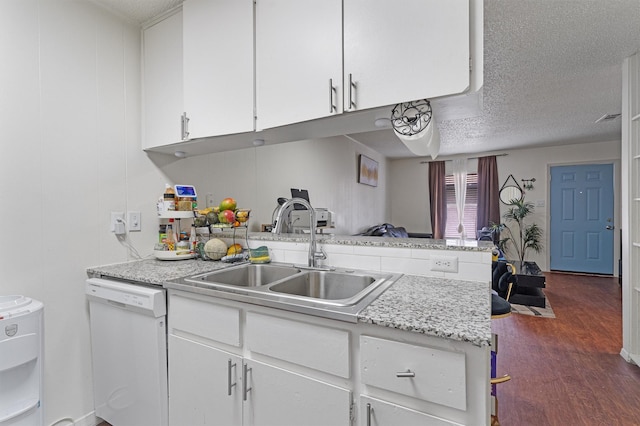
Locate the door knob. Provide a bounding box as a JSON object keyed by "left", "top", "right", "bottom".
{"left": 605, "top": 225, "right": 615, "bottom": 230}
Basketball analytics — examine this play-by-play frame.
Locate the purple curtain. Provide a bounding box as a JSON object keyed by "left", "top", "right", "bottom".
{"left": 429, "top": 161, "right": 447, "bottom": 239}
{"left": 477, "top": 156, "right": 500, "bottom": 230}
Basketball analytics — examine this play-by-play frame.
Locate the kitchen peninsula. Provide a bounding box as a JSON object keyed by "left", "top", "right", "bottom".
{"left": 87, "top": 234, "right": 493, "bottom": 425}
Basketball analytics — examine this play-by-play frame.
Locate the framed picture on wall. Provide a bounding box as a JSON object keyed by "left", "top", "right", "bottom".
{"left": 358, "top": 154, "right": 378, "bottom": 187}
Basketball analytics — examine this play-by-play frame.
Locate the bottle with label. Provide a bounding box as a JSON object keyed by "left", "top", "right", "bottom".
{"left": 163, "top": 184, "right": 176, "bottom": 211}
{"left": 189, "top": 225, "right": 197, "bottom": 253}
{"left": 159, "top": 224, "right": 167, "bottom": 244}
{"left": 166, "top": 220, "right": 176, "bottom": 251}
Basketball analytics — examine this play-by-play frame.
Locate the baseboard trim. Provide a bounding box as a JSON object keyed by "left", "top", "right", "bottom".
{"left": 620, "top": 348, "right": 640, "bottom": 366}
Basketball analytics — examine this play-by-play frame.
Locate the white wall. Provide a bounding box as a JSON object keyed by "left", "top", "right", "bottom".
{"left": 388, "top": 159, "right": 431, "bottom": 233}
{"left": 156, "top": 136, "right": 390, "bottom": 235}
{"left": 0, "top": 2, "right": 164, "bottom": 424}
{"left": 390, "top": 140, "right": 622, "bottom": 272}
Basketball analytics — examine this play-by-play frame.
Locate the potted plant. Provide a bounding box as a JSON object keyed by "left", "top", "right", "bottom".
{"left": 491, "top": 198, "right": 543, "bottom": 263}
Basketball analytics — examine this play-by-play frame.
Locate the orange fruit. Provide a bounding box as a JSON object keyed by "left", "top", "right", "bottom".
{"left": 227, "top": 243, "right": 243, "bottom": 256}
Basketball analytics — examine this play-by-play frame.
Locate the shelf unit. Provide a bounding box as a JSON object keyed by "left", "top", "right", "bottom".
{"left": 156, "top": 210, "right": 197, "bottom": 260}
{"left": 622, "top": 51, "right": 640, "bottom": 366}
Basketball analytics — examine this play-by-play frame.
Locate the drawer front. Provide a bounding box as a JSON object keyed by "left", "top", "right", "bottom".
{"left": 360, "top": 396, "right": 462, "bottom": 426}
{"left": 169, "top": 292, "right": 240, "bottom": 347}
{"left": 360, "top": 336, "right": 466, "bottom": 410}
{"left": 246, "top": 312, "right": 350, "bottom": 378}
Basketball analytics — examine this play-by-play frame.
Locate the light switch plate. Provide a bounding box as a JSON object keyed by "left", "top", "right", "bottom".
{"left": 128, "top": 211, "right": 141, "bottom": 231}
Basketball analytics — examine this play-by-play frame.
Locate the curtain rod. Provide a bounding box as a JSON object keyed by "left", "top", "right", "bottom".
{"left": 419, "top": 153, "right": 508, "bottom": 164}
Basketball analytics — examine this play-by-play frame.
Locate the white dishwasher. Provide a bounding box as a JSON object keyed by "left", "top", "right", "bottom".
{"left": 86, "top": 278, "right": 168, "bottom": 426}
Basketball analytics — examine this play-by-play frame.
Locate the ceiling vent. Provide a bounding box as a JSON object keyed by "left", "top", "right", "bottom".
{"left": 595, "top": 113, "right": 621, "bottom": 123}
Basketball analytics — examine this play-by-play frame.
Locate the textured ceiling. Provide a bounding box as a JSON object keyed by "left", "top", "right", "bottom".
{"left": 352, "top": 0, "right": 640, "bottom": 157}
{"left": 90, "top": 0, "right": 640, "bottom": 158}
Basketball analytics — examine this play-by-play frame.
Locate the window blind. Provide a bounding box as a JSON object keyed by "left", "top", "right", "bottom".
{"left": 444, "top": 173, "right": 478, "bottom": 239}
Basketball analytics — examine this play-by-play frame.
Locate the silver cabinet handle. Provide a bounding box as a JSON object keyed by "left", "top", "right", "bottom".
{"left": 329, "top": 79, "right": 337, "bottom": 113}
{"left": 396, "top": 370, "right": 416, "bottom": 378}
{"left": 366, "top": 403, "right": 372, "bottom": 426}
{"left": 348, "top": 73, "right": 357, "bottom": 110}
{"left": 180, "top": 113, "right": 185, "bottom": 140}
{"left": 180, "top": 112, "right": 190, "bottom": 140}
{"left": 242, "top": 363, "right": 252, "bottom": 401}
{"left": 227, "top": 359, "right": 237, "bottom": 396}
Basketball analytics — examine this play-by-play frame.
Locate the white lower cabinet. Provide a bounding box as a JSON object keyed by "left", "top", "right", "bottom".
{"left": 244, "top": 360, "right": 352, "bottom": 426}
{"left": 168, "top": 335, "right": 242, "bottom": 426}
{"left": 167, "top": 292, "right": 352, "bottom": 426}
{"left": 168, "top": 334, "right": 350, "bottom": 426}
{"left": 360, "top": 396, "right": 461, "bottom": 426}
{"left": 167, "top": 290, "right": 488, "bottom": 425}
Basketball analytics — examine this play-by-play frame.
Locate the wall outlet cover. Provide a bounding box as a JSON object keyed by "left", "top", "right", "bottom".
{"left": 110, "top": 212, "right": 125, "bottom": 234}
{"left": 431, "top": 255, "right": 459, "bottom": 273}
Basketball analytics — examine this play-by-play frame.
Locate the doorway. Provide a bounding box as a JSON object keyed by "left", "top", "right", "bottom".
{"left": 549, "top": 163, "right": 614, "bottom": 275}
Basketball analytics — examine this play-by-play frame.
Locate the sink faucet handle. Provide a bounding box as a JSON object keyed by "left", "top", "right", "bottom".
{"left": 315, "top": 247, "right": 327, "bottom": 261}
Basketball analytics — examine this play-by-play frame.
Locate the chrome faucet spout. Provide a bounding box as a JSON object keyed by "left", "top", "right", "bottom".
{"left": 271, "top": 197, "right": 324, "bottom": 268}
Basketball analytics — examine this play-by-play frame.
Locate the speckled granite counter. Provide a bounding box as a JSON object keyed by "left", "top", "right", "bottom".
{"left": 238, "top": 231, "right": 494, "bottom": 252}
{"left": 86, "top": 258, "right": 227, "bottom": 286}
{"left": 87, "top": 258, "right": 490, "bottom": 347}
{"left": 358, "top": 275, "right": 490, "bottom": 347}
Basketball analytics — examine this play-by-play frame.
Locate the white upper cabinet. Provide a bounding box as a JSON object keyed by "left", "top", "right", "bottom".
{"left": 143, "top": 10, "right": 183, "bottom": 149}
{"left": 183, "top": 0, "right": 254, "bottom": 139}
{"left": 143, "top": 0, "right": 482, "bottom": 156}
{"left": 255, "top": 0, "right": 343, "bottom": 131}
{"left": 255, "top": 0, "right": 473, "bottom": 131}
{"left": 343, "top": 0, "right": 470, "bottom": 112}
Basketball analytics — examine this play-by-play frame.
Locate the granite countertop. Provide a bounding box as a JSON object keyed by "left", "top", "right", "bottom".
{"left": 87, "top": 258, "right": 490, "bottom": 347}
{"left": 244, "top": 232, "right": 494, "bottom": 252}
{"left": 358, "top": 275, "right": 490, "bottom": 347}
{"left": 86, "top": 258, "right": 227, "bottom": 285}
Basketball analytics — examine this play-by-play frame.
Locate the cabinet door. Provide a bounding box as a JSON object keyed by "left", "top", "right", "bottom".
{"left": 183, "top": 0, "right": 254, "bottom": 138}
{"left": 343, "top": 0, "right": 470, "bottom": 111}
{"left": 168, "top": 335, "right": 242, "bottom": 426}
{"left": 244, "top": 360, "right": 352, "bottom": 426}
{"left": 143, "top": 10, "right": 183, "bottom": 149}
{"left": 255, "top": 0, "right": 342, "bottom": 130}
{"left": 360, "top": 396, "right": 462, "bottom": 426}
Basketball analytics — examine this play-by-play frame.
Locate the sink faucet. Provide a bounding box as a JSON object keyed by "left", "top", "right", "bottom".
{"left": 272, "top": 197, "right": 327, "bottom": 268}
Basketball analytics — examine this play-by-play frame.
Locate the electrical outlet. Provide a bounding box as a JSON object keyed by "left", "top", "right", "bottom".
{"left": 206, "top": 193, "right": 215, "bottom": 208}
{"left": 431, "top": 255, "right": 459, "bottom": 272}
{"left": 110, "top": 212, "right": 125, "bottom": 235}
{"left": 128, "top": 211, "right": 141, "bottom": 232}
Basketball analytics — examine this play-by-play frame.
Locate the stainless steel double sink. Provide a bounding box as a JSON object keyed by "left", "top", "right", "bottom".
{"left": 169, "top": 263, "right": 402, "bottom": 322}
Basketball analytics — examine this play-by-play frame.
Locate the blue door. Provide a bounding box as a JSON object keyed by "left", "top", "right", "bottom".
{"left": 550, "top": 164, "right": 614, "bottom": 274}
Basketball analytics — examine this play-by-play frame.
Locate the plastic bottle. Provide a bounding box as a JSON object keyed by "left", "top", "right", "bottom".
{"left": 163, "top": 184, "right": 176, "bottom": 211}
{"left": 166, "top": 220, "right": 176, "bottom": 251}
{"left": 158, "top": 224, "right": 167, "bottom": 244}
{"left": 157, "top": 197, "right": 164, "bottom": 215}
{"left": 189, "top": 225, "right": 197, "bottom": 253}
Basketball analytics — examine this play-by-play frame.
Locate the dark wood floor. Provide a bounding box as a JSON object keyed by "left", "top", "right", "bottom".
{"left": 492, "top": 272, "right": 640, "bottom": 425}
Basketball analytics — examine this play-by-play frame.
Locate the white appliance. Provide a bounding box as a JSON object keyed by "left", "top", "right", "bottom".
{"left": 290, "top": 208, "right": 334, "bottom": 232}
{"left": 86, "top": 278, "right": 168, "bottom": 426}
{"left": 0, "top": 295, "right": 44, "bottom": 426}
